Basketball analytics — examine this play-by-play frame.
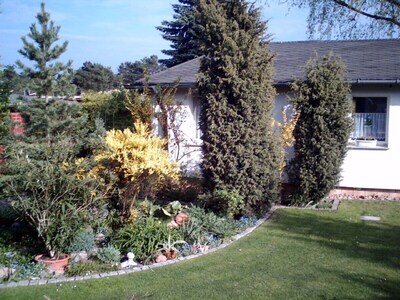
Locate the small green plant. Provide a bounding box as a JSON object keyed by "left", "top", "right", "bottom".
{"left": 161, "top": 200, "right": 182, "bottom": 218}
{"left": 66, "top": 231, "right": 95, "bottom": 253}
{"left": 158, "top": 234, "right": 186, "bottom": 253}
{"left": 186, "top": 206, "right": 236, "bottom": 239}
{"left": 96, "top": 246, "right": 120, "bottom": 264}
{"left": 115, "top": 217, "right": 183, "bottom": 263}
{"left": 179, "top": 217, "right": 204, "bottom": 244}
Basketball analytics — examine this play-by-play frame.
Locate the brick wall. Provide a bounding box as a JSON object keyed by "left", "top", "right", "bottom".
{"left": 0, "top": 112, "right": 25, "bottom": 165}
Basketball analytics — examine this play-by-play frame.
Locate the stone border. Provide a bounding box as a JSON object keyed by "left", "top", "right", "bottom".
{"left": 0, "top": 211, "right": 274, "bottom": 289}
{"left": 273, "top": 198, "right": 340, "bottom": 212}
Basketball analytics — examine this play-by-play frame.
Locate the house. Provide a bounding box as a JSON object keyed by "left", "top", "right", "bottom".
{"left": 138, "top": 39, "right": 400, "bottom": 197}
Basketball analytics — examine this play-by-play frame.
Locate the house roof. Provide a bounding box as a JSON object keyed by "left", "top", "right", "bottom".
{"left": 140, "top": 39, "right": 400, "bottom": 86}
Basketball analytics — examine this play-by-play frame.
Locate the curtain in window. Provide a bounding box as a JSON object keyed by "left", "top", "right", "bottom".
{"left": 351, "top": 113, "right": 386, "bottom": 141}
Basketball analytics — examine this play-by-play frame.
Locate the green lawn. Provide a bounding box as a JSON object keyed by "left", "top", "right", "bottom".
{"left": 1, "top": 200, "right": 400, "bottom": 300}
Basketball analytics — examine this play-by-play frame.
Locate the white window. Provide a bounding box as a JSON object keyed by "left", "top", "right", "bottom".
{"left": 351, "top": 97, "right": 387, "bottom": 142}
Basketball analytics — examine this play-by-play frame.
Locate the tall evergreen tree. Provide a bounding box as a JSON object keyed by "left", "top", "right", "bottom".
{"left": 289, "top": 54, "right": 352, "bottom": 204}
{"left": 16, "top": 2, "right": 75, "bottom": 99}
{"left": 197, "top": 0, "right": 280, "bottom": 214}
{"left": 73, "top": 61, "right": 118, "bottom": 92}
{"left": 157, "top": 0, "right": 202, "bottom": 67}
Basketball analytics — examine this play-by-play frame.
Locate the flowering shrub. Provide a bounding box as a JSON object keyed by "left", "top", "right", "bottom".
{"left": 274, "top": 105, "right": 299, "bottom": 176}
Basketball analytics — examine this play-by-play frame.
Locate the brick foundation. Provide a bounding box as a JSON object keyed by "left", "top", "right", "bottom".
{"left": 329, "top": 187, "right": 400, "bottom": 200}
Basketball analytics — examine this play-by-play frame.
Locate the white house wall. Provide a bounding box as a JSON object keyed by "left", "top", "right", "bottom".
{"left": 165, "top": 88, "right": 202, "bottom": 175}
{"left": 339, "top": 85, "right": 400, "bottom": 190}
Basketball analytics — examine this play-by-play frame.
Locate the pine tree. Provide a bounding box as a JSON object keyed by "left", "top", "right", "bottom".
{"left": 73, "top": 61, "right": 117, "bottom": 92}
{"left": 197, "top": 0, "right": 281, "bottom": 214}
{"left": 16, "top": 2, "right": 75, "bottom": 99}
{"left": 157, "top": 0, "right": 202, "bottom": 67}
{"left": 0, "top": 69, "right": 11, "bottom": 142}
{"left": 289, "top": 54, "right": 352, "bottom": 204}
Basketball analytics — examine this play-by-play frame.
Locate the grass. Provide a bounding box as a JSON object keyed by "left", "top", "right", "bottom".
{"left": 1, "top": 200, "right": 399, "bottom": 300}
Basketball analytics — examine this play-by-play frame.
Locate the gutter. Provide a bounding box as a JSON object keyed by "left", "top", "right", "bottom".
{"left": 351, "top": 79, "right": 400, "bottom": 84}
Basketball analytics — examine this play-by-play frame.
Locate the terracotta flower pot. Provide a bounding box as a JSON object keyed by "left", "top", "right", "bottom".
{"left": 34, "top": 254, "right": 70, "bottom": 271}
{"left": 163, "top": 250, "right": 177, "bottom": 260}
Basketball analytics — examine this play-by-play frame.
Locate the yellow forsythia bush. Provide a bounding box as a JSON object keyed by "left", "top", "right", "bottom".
{"left": 96, "top": 120, "right": 180, "bottom": 216}
{"left": 275, "top": 106, "right": 299, "bottom": 176}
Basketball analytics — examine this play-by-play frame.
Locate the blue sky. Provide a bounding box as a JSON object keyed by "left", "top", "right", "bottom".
{"left": 0, "top": 0, "right": 308, "bottom": 72}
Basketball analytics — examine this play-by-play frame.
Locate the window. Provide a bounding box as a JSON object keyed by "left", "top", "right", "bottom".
{"left": 351, "top": 97, "right": 387, "bottom": 142}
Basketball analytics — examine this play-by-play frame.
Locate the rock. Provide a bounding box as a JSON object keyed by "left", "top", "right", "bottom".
{"left": 0, "top": 268, "right": 16, "bottom": 279}
{"left": 155, "top": 254, "right": 167, "bottom": 263}
{"left": 53, "top": 269, "right": 65, "bottom": 277}
{"left": 95, "top": 232, "right": 106, "bottom": 243}
{"left": 175, "top": 213, "right": 189, "bottom": 225}
{"left": 167, "top": 220, "right": 179, "bottom": 229}
{"left": 71, "top": 251, "right": 88, "bottom": 263}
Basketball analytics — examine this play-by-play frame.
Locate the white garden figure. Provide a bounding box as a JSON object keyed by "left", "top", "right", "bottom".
{"left": 120, "top": 252, "right": 137, "bottom": 268}
{"left": 127, "top": 252, "right": 137, "bottom": 267}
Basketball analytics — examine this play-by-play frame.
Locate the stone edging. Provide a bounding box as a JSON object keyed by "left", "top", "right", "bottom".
{"left": 0, "top": 211, "right": 274, "bottom": 289}
{"left": 272, "top": 198, "right": 340, "bottom": 211}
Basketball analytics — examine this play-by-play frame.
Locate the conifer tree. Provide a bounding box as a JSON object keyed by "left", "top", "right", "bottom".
{"left": 157, "top": 0, "right": 202, "bottom": 67}
{"left": 73, "top": 61, "right": 117, "bottom": 92}
{"left": 16, "top": 2, "right": 75, "bottom": 99}
{"left": 289, "top": 54, "right": 352, "bottom": 204}
{"left": 0, "top": 69, "right": 11, "bottom": 141}
{"left": 197, "top": 0, "right": 280, "bottom": 214}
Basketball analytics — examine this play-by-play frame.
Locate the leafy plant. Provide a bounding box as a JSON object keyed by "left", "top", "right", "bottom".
{"left": 158, "top": 234, "right": 186, "bottom": 253}
{"left": 66, "top": 231, "right": 96, "bottom": 253}
{"left": 161, "top": 201, "right": 182, "bottom": 218}
{"left": 179, "top": 217, "right": 204, "bottom": 244}
{"left": 96, "top": 246, "right": 121, "bottom": 264}
{"left": 115, "top": 217, "right": 183, "bottom": 263}
{"left": 187, "top": 206, "right": 236, "bottom": 239}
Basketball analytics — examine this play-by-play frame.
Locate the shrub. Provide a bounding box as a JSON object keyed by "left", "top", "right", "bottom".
{"left": 81, "top": 90, "right": 134, "bottom": 130}
{"left": 96, "top": 121, "right": 180, "bottom": 218}
{"left": 289, "top": 54, "right": 352, "bottom": 204}
{"left": 66, "top": 231, "right": 95, "bottom": 253}
{"left": 114, "top": 217, "right": 183, "bottom": 263}
{"left": 202, "top": 189, "right": 244, "bottom": 219}
{"left": 96, "top": 246, "right": 120, "bottom": 264}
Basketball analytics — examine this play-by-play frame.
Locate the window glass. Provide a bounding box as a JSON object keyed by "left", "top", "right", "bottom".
{"left": 351, "top": 97, "right": 387, "bottom": 142}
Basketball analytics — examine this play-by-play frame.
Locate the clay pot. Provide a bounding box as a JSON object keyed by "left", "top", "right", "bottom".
{"left": 34, "top": 254, "right": 70, "bottom": 271}
{"left": 163, "top": 250, "right": 177, "bottom": 260}
{"left": 175, "top": 213, "right": 189, "bottom": 225}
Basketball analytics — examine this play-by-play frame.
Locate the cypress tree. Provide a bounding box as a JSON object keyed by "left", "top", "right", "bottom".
{"left": 289, "top": 54, "right": 352, "bottom": 204}
{"left": 16, "top": 2, "right": 75, "bottom": 100}
{"left": 197, "top": 0, "right": 280, "bottom": 214}
{"left": 157, "top": 0, "right": 202, "bottom": 67}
